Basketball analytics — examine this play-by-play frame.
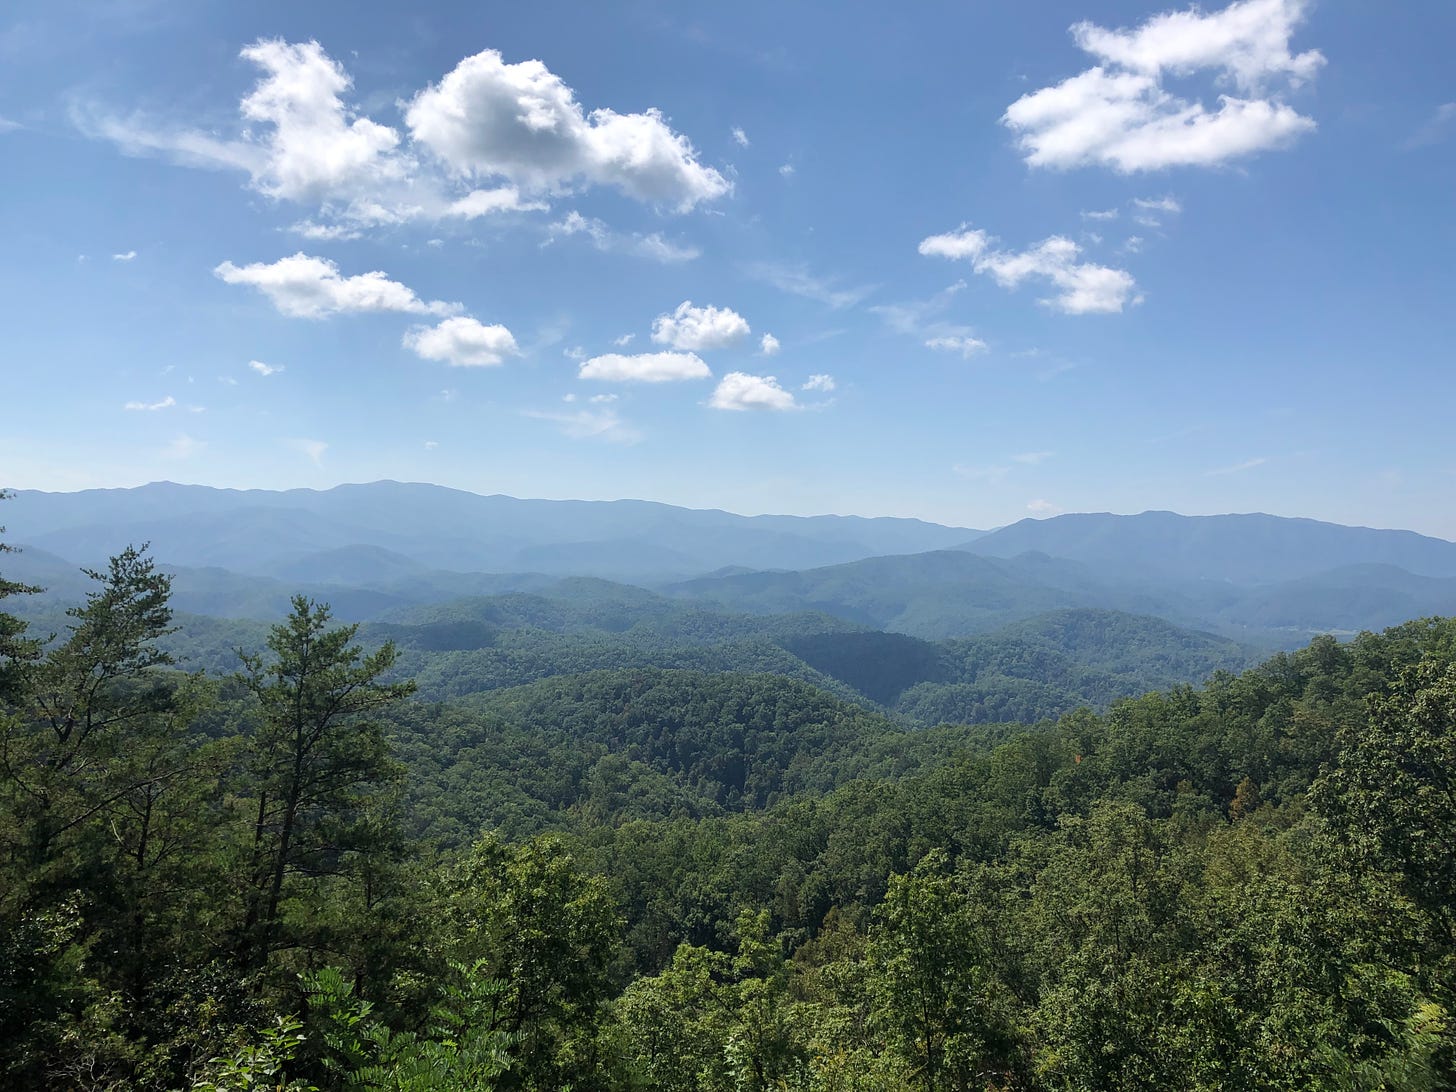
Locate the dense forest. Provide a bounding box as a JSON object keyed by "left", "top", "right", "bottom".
{"left": 3, "top": 522, "right": 1455, "bottom": 1088}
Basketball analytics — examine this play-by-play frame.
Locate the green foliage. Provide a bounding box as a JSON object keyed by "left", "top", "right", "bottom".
{"left": 4, "top": 534, "right": 1456, "bottom": 1091}
{"left": 235, "top": 596, "right": 416, "bottom": 974}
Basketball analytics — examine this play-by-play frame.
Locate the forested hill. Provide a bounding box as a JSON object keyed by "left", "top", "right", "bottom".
{"left": 4, "top": 529, "right": 1455, "bottom": 1089}
{"left": 666, "top": 545, "right": 1456, "bottom": 643}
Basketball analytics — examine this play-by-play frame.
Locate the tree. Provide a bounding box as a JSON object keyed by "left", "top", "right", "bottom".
{"left": 2, "top": 544, "right": 176, "bottom": 878}
{"left": 236, "top": 596, "right": 414, "bottom": 973}
{"left": 868, "top": 850, "right": 1020, "bottom": 1091}
{"left": 0, "top": 491, "right": 41, "bottom": 704}
{"left": 1315, "top": 655, "right": 1456, "bottom": 944}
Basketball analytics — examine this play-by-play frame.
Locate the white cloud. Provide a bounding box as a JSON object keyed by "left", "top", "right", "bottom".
{"left": 1004, "top": 0, "right": 1322, "bottom": 172}
{"left": 651, "top": 300, "right": 751, "bottom": 351}
{"left": 522, "top": 406, "right": 641, "bottom": 443}
{"left": 288, "top": 437, "right": 328, "bottom": 465}
{"left": 759, "top": 333, "right": 781, "bottom": 356}
{"left": 0, "top": 116, "right": 22, "bottom": 133}
{"left": 289, "top": 220, "right": 363, "bottom": 241}
{"left": 218, "top": 376, "right": 239, "bottom": 386}
{"left": 1122, "top": 235, "right": 1145, "bottom": 253}
{"left": 920, "top": 227, "right": 1138, "bottom": 314}
{"left": 1082, "top": 208, "right": 1119, "bottom": 221}
{"left": 214, "top": 252, "right": 460, "bottom": 319}
{"left": 445, "top": 186, "right": 546, "bottom": 219}
{"left": 249, "top": 359, "right": 284, "bottom": 376}
{"left": 563, "top": 345, "right": 587, "bottom": 361}
{"left": 124, "top": 395, "right": 176, "bottom": 411}
{"left": 1027, "top": 499, "right": 1064, "bottom": 515}
{"left": 424, "top": 440, "right": 439, "bottom": 449}
{"left": 547, "top": 211, "right": 699, "bottom": 263}
{"left": 590, "top": 393, "right": 618, "bottom": 404}
{"left": 925, "top": 335, "right": 988, "bottom": 358}
{"left": 732, "top": 126, "right": 750, "bottom": 147}
{"left": 1133, "top": 195, "right": 1182, "bottom": 213}
{"left": 86, "top": 38, "right": 725, "bottom": 234}
{"left": 405, "top": 49, "right": 729, "bottom": 211}
{"left": 748, "top": 262, "right": 873, "bottom": 310}
{"left": 802, "top": 374, "right": 836, "bottom": 392}
{"left": 710, "top": 372, "right": 796, "bottom": 412}
{"left": 778, "top": 163, "right": 795, "bottom": 177}
{"left": 613, "top": 333, "right": 636, "bottom": 347}
{"left": 1012, "top": 451, "right": 1054, "bottom": 465}
{"left": 112, "top": 250, "right": 137, "bottom": 262}
{"left": 579, "top": 351, "right": 710, "bottom": 383}
{"left": 404, "top": 316, "right": 519, "bottom": 367}
{"left": 918, "top": 227, "right": 990, "bottom": 261}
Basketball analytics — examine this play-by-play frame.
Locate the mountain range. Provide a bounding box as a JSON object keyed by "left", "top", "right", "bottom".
{"left": 5, "top": 481, "right": 1456, "bottom": 646}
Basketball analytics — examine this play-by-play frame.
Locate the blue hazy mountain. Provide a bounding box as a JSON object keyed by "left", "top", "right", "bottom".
{"left": 961, "top": 510, "right": 1456, "bottom": 582}
{"left": 2, "top": 481, "right": 983, "bottom": 580}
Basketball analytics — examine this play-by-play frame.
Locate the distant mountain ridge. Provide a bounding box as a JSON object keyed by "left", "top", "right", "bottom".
{"left": 6, "top": 485, "right": 1456, "bottom": 646}
{"left": 963, "top": 510, "right": 1456, "bottom": 582}
{"left": 2, "top": 481, "right": 983, "bottom": 580}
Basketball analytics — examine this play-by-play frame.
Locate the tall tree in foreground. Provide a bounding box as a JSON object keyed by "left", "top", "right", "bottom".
{"left": 236, "top": 596, "right": 415, "bottom": 976}
{"left": 0, "top": 491, "right": 41, "bottom": 704}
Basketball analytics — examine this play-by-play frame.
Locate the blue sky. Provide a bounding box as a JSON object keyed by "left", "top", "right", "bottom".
{"left": 2, "top": 0, "right": 1453, "bottom": 535}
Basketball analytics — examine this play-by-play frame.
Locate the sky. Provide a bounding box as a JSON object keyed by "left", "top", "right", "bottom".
{"left": 1, "top": 0, "right": 1453, "bottom": 536}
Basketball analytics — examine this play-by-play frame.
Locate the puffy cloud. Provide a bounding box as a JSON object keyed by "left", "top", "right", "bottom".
{"left": 802, "top": 374, "right": 836, "bottom": 392}
{"left": 759, "top": 333, "right": 781, "bottom": 356}
{"left": 214, "top": 253, "right": 460, "bottom": 319}
{"left": 249, "top": 360, "right": 284, "bottom": 376}
{"left": 710, "top": 372, "right": 796, "bottom": 412}
{"left": 732, "top": 126, "right": 750, "bottom": 147}
{"left": 236, "top": 40, "right": 404, "bottom": 204}
{"left": 925, "top": 335, "right": 988, "bottom": 358}
{"left": 918, "top": 228, "right": 990, "bottom": 261}
{"left": 522, "top": 406, "right": 641, "bottom": 443}
{"left": 112, "top": 250, "right": 137, "bottom": 262}
{"left": 919, "top": 227, "right": 1138, "bottom": 314}
{"left": 579, "top": 351, "right": 711, "bottom": 383}
{"left": 124, "top": 396, "right": 176, "bottom": 411}
{"left": 86, "top": 39, "right": 723, "bottom": 234}
{"left": 404, "top": 317, "right": 519, "bottom": 367}
{"left": 651, "top": 300, "right": 751, "bottom": 351}
{"left": 1004, "top": 0, "right": 1322, "bottom": 172}
{"left": 613, "top": 333, "right": 636, "bottom": 347}
{"left": 405, "top": 50, "right": 729, "bottom": 210}
{"left": 778, "top": 163, "right": 795, "bottom": 177}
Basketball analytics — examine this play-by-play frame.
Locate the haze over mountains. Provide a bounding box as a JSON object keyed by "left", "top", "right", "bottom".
{"left": 6, "top": 480, "right": 1456, "bottom": 646}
